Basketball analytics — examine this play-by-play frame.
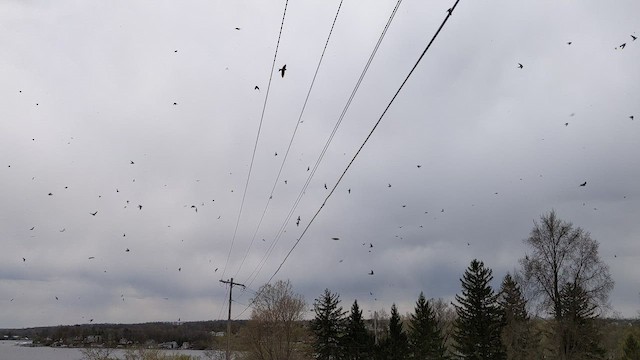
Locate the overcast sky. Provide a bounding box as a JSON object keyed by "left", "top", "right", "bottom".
{"left": 1, "top": 0, "right": 639, "bottom": 329}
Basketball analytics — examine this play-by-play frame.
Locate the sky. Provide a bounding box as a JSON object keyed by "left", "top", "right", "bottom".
{"left": 1, "top": 0, "right": 639, "bottom": 329}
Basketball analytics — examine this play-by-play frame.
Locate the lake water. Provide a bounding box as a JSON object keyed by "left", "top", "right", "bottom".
{"left": 0, "top": 341, "right": 225, "bottom": 360}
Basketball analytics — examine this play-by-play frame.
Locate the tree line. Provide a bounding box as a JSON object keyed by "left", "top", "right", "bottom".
{"left": 246, "top": 210, "right": 640, "bottom": 360}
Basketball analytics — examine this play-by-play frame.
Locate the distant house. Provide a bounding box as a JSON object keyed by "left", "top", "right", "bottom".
{"left": 159, "top": 341, "right": 178, "bottom": 349}
{"left": 85, "top": 335, "right": 103, "bottom": 344}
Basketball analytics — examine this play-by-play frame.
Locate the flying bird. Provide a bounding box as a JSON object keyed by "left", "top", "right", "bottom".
{"left": 29, "top": 227, "right": 35, "bottom": 230}
{"left": 90, "top": 211, "right": 98, "bottom": 216}
{"left": 580, "top": 181, "right": 587, "bottom": 187}
{"left": 275, "top": 152, "right": 278, "bottom": 156}
{"left": 138, "top": 205, "right": 142, "bottom": 210}
{"left": 279, "top": 64, "right": 287, "bottom": 78}
{"left": 48, "top": 192, "right": 53, "bottom": 196}
{"left": 619, "top": 43, "right": 626, "bottom": 49}
{"left": 630, "top": 115, "right": 634, "bottom": 120}
{"left": 215, "top": 268, "right": 218, "bottom": 272}
{"left": 55, "top": 296, "right": 59, "bottom": 300}
{"left": 125, "top": 248, "right": 130, "bottom": 252}
{"left": 567, "top": 41, "right": 572, "bottom": 45}
{"left": 517, "top": 63, "right": 524, "bottom": 69}
{"left": 632, "top": 35, "right": 637, "bottom": 41}
{"left": 88, "top": 257, "right": 95, "bottom": 260}
{"left": 254, "top": 86, "right": 259, "bottom": 91}
{"left": 324, "top": 184, "right": 328, "bottom": 189}
{"left": 417, "top": 165, "right": 422, "bottom": 168}
{"left": 388, "top": 184, "right": 392, "bottom": 188}
{"left": 331, "top": 237, "right": 340, "bottom": 240}
{"left": 368, "top": 270, "right": 374, "bottom": 275}
{"left": 130, "top": 160, "right": 134, "bottom": 164}
{"left": 59, "top": 228, "right": 66, "bottom": 232}
{"left": 191, "top": 205, "right": 198, "bottom": 212}
{"left": 235, "top": 27, "right": 241, "bottom": 30}
{"left": 348, "top": 188, "right": 351, "bottom": 194}
{"left": 22, "top": 257, "right": 26, "bottom": 262}
{"left": 565, "top": 122, "right": 569, "bottom": 126}
{"left": 178, "top": 267, "right": 181, "bottom": 272}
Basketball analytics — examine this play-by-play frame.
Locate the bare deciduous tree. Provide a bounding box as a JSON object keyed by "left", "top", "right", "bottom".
{"left": 246, "top": 280, "right": 306, "bottom": 360}
{"left": 520, "top": 210, "right": 614, "bottom": 319}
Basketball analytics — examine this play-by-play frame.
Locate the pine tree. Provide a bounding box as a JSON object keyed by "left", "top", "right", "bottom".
{"left": 555, "top": 282, "right": 605, "bottom": 360}
{"left": 343, "top": 300, "right": 373, "bottom": 360}
{"left": 311, "top": 289, "right": 346, "bottom": 360}
{"left": 622, "top": 334, "right": 640, "bottom": 360}
{"left": 383, "top": 303, "right": 409, "bottom": 360}
{"left": 452, "top": 259, "right": 505, "bottom": 360}
{"left": 498, "top": 274, "right": 537, "bottom": 360}
{"left": 408, "top": 292, "right": 448, "bottom": 359}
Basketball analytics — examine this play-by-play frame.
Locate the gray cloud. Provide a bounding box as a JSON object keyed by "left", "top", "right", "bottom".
{"left": 1, "top": 0, "right": 639, "bottom": 328}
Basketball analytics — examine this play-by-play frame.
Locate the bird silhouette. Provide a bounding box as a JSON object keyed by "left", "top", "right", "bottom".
{"left": 388, "top": 184, "right": 392, "bottom": 188}
{"left": 48, "top": 193, "right": 53, "bottom": 196}
{"left": 324, "top": 184, "right": 327, "bottom": 189}
{"left": 368, "top": 270, "right": 374, "bottom": 275}
{"left": 517, "top": 63, "right": 524, "bottom": 69}
{"left": 130, "top": 160, "right": 135, "bottom": 164}
{"left": 125, "top": 248, "right": 130, "bottom": 252}
{"left": 417, "top": 165, "right": 422, "bottom": 168}
{"left": 29, "top": 227, "right": 35, "bottom": 230}
{"left": 580, "top": 181, "right": 587, "bottom": 187}
{"left": 275, "top": 152, "right": 278, "bottom": 156}
{"left": 191, "top": 205, "right": 198, "bottom": 212}
{"left": 441, "top": 209, "right": 445, "bottom": 212}
{"left": 331, "top": 237, "right": 340, "bottom": 240}
{"left": 284, "top": 180, "right": 288, "bottom": 184}
{"left": 254, "top": 86, "right": 259, "bottom": 91}
{"left": 90, "top": 211, "right": 98, "bottom": 216}
{"left": 215, "top": 268, "right": 218, "bottom": 272}
{"left": 369, "top": 243, "right": 373, "bottom": 248}
{"left": 235, "top": 27, "right": 241, "bottom": 30}
{"left": 348, "top": 188, "right": 351, "bottom": 194}
{"left": 55, "top": 296, "right": 59, "bottom": 300}
{"left": 567, "top": 41, "right": 572, "bottom": 45}
{"left": 173, "top": 102, "right": 177, "bottom": 105}
{"left": 138, "top": 205, "right": 143, "bottom": 210}
{"left": 279, "top": 64, "right": 287, "bottom": 78}
{"left": 565, "top": 122, "right": 569, "bottom": 126}
{"left": 632, "top": 35, "right": 637, "bottom": 41}
{"left": 59, "top": 228, "right": 66, "bottom": 232}
{"left": 619, "top": 43, "right": 626, "bottom": 49}
{"left": 630, "top": 115, "right": 634, "bottom": 120}
{"left": 446, "top": 8, "right": 453, "bottom": 15}
{"left": 178, "top": 267, "right": 181, "bottom": 272}
{"left": 88, "top": 257, "right": 95, "bottom": 260}
{"left": 22, "top": 257, "right": 26, "bottom": 262}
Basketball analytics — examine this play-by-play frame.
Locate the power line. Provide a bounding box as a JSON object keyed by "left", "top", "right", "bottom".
{"left": 233, "top": 0, "right": 345, "bottom": 279}
{"left": 236, "top": 0, "right": 462, "bottom": 319}
{"left": 241, "top": 0, "right": 404, "bottom": 289}
{"left": 219, "top": 0, "right": 290, "bottom": 281}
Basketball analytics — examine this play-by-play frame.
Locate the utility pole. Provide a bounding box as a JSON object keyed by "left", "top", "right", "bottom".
{"left": 219, "top": 278, "right": 245, "bottom": 360}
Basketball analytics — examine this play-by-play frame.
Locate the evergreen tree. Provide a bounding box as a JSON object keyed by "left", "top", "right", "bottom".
{"left": 381, "top": 303, "right": 409, "bottom": 360}
{"left": 555, "top": 282, "right": 605, "bottom": 360}
{"left": 452, "top": 259, "right": 505, "bottom": 360}
{"left": 498, "top": 274, "right": 537, "bottom": 360}
{"left": 343, "top": 300, "right": 373, "bottom": 360}
{"left": 622, "top": 334, "right": 640, "bottom": 360}
{"left": 408, "top": 292, "right": 448, "bottom": 359}
{"left": 311, "top": 289, "right": 346, "bottom": 360}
